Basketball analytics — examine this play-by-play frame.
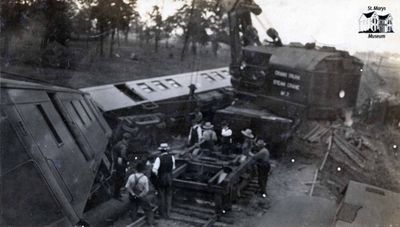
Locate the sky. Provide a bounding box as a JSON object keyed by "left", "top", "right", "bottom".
{"left": 137, "top": 0, "right": 400, "bottom": 54}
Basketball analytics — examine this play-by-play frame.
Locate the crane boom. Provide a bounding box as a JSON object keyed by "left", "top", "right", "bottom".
{"left": 220, "top": 0, "right": 262, "bottom": 77}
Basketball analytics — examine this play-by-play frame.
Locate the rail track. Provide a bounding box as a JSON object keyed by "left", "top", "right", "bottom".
{"left": 126, "top": 178, "right": 260, "bottom": 227}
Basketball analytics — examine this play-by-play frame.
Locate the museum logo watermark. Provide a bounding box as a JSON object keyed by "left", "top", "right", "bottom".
{"left": 359, "top": 6, "right": 394, "bottom": 38}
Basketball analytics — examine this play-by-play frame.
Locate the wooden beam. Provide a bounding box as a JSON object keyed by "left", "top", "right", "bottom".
{"left": 173, "top": 163, "right": 188, "bottom": 178}
{"left": 224, "top": 157, "right": 253, "bottom": 184}
{"left": 173, "top": 179, "right": 223, "bottom": 192}
{"left": 188, "top": 161, "right": 222, "bottom": 169}
{"left": 319, "top": 132, "right": 333, "bottom": 171}
{"left": 208, "top": 169, "right": 225, "bottom": 184}
{"left": 126, "top": 206, "right": 158, "bottom": 227}
{"left": 333, "top": 135, "right": 365, "bottom": 168}
{"left": 309, "top": 169, "right": 319, "bottom": 197}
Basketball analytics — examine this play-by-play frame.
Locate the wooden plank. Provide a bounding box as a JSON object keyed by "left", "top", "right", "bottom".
{"left": 126, "top": 206, "right": 158, "bottom": 227}
{"left": 333, "top": 136, "right": 365, "bottom": 168}
{"left": 208, "top": 169, "right": 225, "bottom": 184}
{"left": 224, "top": 157, "right": 253, "bottom": 183}
{"left": 217, "top": 216, "right": 235, "bottom": 225}
{"left": 173, "top": 179, "right": 223, "bottom": 192}
{"left": 169, "top": 214, "right": 206, "bottom": 227}
{"left": 335, "top": 134, "right": 366, "bottom": 159}
{"left": 189, "top": 161, "right": 223, "bottom": 169}
{"left": 302, "top": 124, "right": 320, "bottom": 140}
{"left": 202, "top": 217, "right": 217, "bottom": 227}
{"left": 309, "top": 169, "right": 319, "bottom": 197}
{"left": 360, "top": 136, "right": 378, "bottom": 152}
{"left": 319, "top": 133, "right": 333, "bottom": 171}
{"left": 308, "top": 127, "right": 330, "bottom": 142}
{"left": 213, "top": 221, "right": 228, "bottom": 227}
{"left": 328, "top": 149, "right": 362, "bottom": 173}
{"left": 173, "top": 163, "right": 188, "bottom": 178}
{"left": 172, "top": 208, "right": 211, "bottom": 220}
{"left": 174, "top": 203, "right": 215, "bottom": 215}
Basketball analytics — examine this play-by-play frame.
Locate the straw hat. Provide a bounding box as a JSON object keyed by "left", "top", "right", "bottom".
{"left": 158, "top": 143, "right": 170, "bottom": 151}
{"left": 202, "top": 122, "right": 214, "bottom": 130}
{"left": 241, "top": 129, "right": 254, "bottom": 139}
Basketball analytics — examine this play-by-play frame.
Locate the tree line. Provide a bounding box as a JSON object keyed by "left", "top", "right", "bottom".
{"left": 0, "top": 0, "right": 229, "bottom": 66}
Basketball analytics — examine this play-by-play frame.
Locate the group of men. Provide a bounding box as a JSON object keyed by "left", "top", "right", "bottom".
{"left": 188, "top": 116, "right": 271, "bottom": 198}
{"left": 112, "top": 112, "right": 272, "bottom": 226}
{"left": 113, "top": 134, "right": 175, "bottom": 226}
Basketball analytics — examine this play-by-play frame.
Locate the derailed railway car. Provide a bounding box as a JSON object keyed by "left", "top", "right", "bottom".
{"left": 233, "top": 45, "right": 363, "bottom": 119}
{"left": 0, "top": 78, "right": 112, "bottom": 226}
{"left": 81, "top": 67, "right": 233, "bottom": 127}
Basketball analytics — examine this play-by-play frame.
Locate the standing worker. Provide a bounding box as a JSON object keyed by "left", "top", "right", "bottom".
{"left": 125, "top": 162, "right": 155, "bottom": 226}
{"left": 200, "top": 122, "right": 218, "bottom": 151}
{"left": 188, "top": 117, "right": 203, "bottom": 147}
{"left": 252, "top": 139, "right": 271, "bottom": 198}
{"left": 240, "top": 128, "right": 255, "bottom": 161}
{"left": 152, "top": 143, "right": 176, "bottom": 218}
{"left": 220, "top": 121, "right": 233, "bottom": 155}
{"left": 113, "top": 132, "right": 131, "bottom": 199}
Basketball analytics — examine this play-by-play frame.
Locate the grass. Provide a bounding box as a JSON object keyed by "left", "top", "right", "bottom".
{"left": 0, "top": 35, "right": 230, "bottom": 88}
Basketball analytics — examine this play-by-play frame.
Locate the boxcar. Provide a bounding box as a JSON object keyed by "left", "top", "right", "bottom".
{"left": 0, "top": 78, "right": 112, "bottom": 226}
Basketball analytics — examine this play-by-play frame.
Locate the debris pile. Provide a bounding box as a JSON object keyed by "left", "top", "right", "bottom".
{"left": 294, "top": 119, "right": 400, "bottom": 197}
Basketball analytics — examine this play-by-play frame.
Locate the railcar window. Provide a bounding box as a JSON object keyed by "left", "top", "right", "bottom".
{"left": 114, "top": 84, "right": 145, "bottom": 101}
{"left": 151, "top": 81, "right": 169, "bottom": 90}
{"left": 72, "top": 100, "right": 91, "bottom": 125}
{"left": 70, "top": 101, "right": 86, "bottom": 126}
{"left": 165, "top": 79, "right": 182, "bottom": 88}
{"left": 137, "top": 83, "right": 155, "bottom": 93}
{"left": 79, "top": 100, "right": 93, "bottom": 122}
{"left": 210, "top": 72, "right": 225, "bottom": 80}
{"left": 37, "top": 105, "right": 63, "bottom": 146}
{"left": 201, "top": 73, "right": 216, "bottom": 82}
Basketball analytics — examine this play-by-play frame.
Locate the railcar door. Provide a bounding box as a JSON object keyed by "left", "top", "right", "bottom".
{"left": 1, "top": 104, "right": 79, "bottom": 226}
{"left": 54, "top": 92, "right": 110, "bottom": 161}
{"left": 10, "top": 90, "right": 95, "bottom": 214}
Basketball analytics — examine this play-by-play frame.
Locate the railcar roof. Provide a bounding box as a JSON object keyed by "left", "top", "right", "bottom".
{"left": 80, "top": 67, "right": 231, "bottom": 112}
{"left": 335, "top": 180, "right": 400, "bottom": 226}
{"left": 0, "top": 77, "right": 82, "bottom": 94}
{"left": 243, "top": 45, "right": 352, "bottom": 71}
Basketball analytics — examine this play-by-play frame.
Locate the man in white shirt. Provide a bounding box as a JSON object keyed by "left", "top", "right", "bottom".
{"left": 221, "top": 121, "right": 233, "bottom": 155}
{"left": 126, "top": 162, "right": 154, "bottom": 226}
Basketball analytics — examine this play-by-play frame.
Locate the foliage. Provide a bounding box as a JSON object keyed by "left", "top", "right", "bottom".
{"left": 0, "top": 0, "right": 226, "bottom": 60}
{"left": 170, "top": 0, "right": 227, "bottom": 56}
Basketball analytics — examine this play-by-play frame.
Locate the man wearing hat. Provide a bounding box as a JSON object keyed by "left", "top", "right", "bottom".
{"left": 253, "top": 139, "right": 271, "bottom": 198}
{"left": 152, "top": 143, "right": 176, "bottom": 218}
{"left": 125, "top": 162, "right": 155, "bottom": 226}
{"left": 200, "top": 122, "right": 218, "bottom": 151}
{"left": 112, "top": 132, "right": 131, "bottom": 199}
{"left": 241, "top": 128, "right": 255, "bottom": 158}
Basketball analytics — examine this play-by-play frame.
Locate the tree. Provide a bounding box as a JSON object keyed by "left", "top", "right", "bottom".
{"left": 72, "top": 7, "right": 92, "bottom": 48}
{"left": 148, "top": 6, "right": 162, "bottom": 52}
{"left": 163, "top": 16, "right": 176, "bottom": 48}
{"left": 171, "top": 0, "right": 226, "bottom": 60}
{"left": 0, "top": 0, "right": 29, "bottom": 57}
{"left": 38, "top": 0, "right": 75, "bottom": 49}
{"left": 90, "top": 0, "right": 136, "bottom": 57}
